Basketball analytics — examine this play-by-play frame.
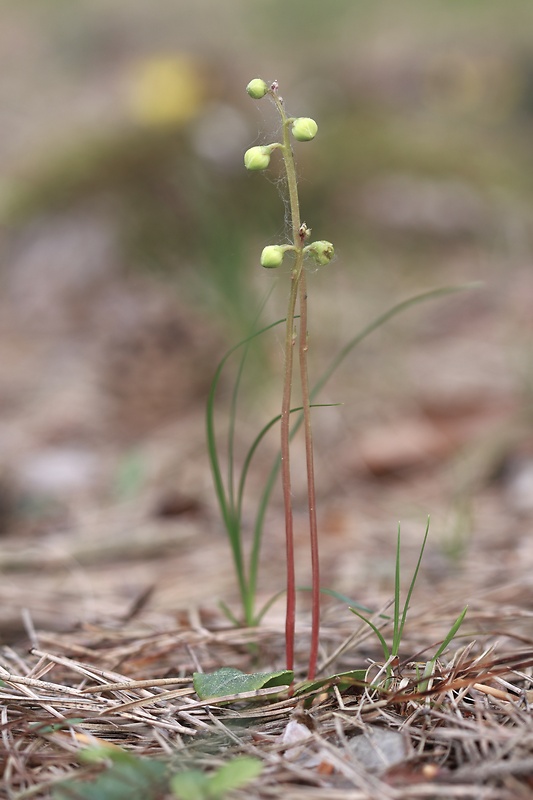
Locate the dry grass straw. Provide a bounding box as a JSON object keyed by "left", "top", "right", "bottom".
{"left": 1, "top": 605, "right": 533, "bottom": 799}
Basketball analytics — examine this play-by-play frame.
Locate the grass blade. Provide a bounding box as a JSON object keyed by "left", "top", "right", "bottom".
{"left": 206, "top": 317, "right": 288, "bottom": 623}
{"left": 349, "top": 606, "right": 391, "bottom": 663}
{"left": 226, "top": 289, "right": 275, "bottom": 512}
{"left": 428, "top": 606, "right": 469, "bottom": 668}
{"left": 393, "top": 517, "right": 431, "bottom": 655}
{"left": 310, "top": 284, "right": 480, "bottom": 404}
{"left": 419, "top": 606, "right": 468, "bottom": 692}
{"left": 392, "top": 523, "right": 402, "bottom": 657}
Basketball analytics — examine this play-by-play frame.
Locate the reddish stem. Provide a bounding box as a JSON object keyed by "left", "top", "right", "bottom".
{"left": 280, "top": 263, "right": 300, "bottom": 673}
{"left": 298, "top": 268, "right": 320, "bottom": 679}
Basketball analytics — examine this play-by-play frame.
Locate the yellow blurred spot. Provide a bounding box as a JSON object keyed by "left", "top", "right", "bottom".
{"left": 131, "top": 55, "right": 204, "bottom": 127}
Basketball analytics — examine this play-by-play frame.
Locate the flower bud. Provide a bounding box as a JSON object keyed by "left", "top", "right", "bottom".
{"left": 306, "top": 240, "right": 335, "bottom": 266}
{"left": 291, "top": 117, "right": 318, "bottom": 142}
{"left": 244, "top": 146, "right": 271, "bottom": 171}
{"left": 246, "top": 79, "right": 269, "bottom": 99}
{"left": 260, "top": 245, "right": 285, "bottom": 269}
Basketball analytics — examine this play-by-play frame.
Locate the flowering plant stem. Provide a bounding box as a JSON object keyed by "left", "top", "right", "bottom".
{"left": 270, "top": 92, "right": 320, "bottom": 679}
{"left": 240, "top": 80, "right": 472, "bottom": 680}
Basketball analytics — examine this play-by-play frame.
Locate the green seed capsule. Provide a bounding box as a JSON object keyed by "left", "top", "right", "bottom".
{"left": 246, "top": 79, "right": 269, "bottom": 99}
{"left": 260, "top": 245, "right": 285, "bottom": 268}
{"left": 307, "top": 240, "right": 334, "bottom": 266}
{"left": 291, "top": 117, "right": 318, "bottom": 142}
{"left": 244, "top": 146, "right": 271, "bottom": 171}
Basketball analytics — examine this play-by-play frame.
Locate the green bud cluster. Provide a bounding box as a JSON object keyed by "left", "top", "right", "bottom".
{"left": 245, "top": 79, "right": 334, "bottom": 271}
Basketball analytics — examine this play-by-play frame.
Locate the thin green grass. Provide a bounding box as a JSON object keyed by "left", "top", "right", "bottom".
{"left": 350, "top": 518, "right": 467, "bottom": 689}
{"left": 348, "top": 519, "right": 427, "bottom": 679}
{"left": 208, "top": 285, "right": 475, "bottom": 628}
{"left": 206, "top": 317, "right": 285, "bottom": 625}
{"left": 206, "top": 284, "right": 476, "bottom": 626}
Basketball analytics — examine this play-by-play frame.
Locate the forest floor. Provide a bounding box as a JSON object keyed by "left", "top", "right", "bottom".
{"left": 1, "top": 232, "right": 533, "bottom": 799}
{"left": 2, "top": 3, "right": 533, "bottom": 797}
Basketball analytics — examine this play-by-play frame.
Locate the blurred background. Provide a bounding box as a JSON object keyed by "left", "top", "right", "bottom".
{"left": 1, "top": 0, "right": 533, "bottom": 639}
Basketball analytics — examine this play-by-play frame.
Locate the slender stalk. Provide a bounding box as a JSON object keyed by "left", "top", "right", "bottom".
{"left": 271, "top": 89, "right": 320, "bottom": 677}
{"left": 280, "top": 267, "right": 299, "bottom": 672}
{"left": 298, "top": 267, "right": 320, "bottom": 680}
{"left": 273, "top": 91, "right": 303, "bottom": 673}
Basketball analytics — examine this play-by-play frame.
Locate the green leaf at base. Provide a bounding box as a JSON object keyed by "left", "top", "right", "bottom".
{"left": 193, "top": 667, "right": 292, "bottom": 700}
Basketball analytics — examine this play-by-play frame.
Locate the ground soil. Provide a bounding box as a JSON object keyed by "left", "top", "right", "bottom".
{"left": 2, "top": 4, "right": 533, "bottom": 796}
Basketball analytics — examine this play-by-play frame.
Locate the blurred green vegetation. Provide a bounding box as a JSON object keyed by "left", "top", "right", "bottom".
{"left": 3, "top": 0, "right": 533, "bottom": 338}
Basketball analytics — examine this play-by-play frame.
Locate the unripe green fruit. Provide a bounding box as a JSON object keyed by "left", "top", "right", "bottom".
{"left": 291, "top": 117, "right": 318, "bottom": 142}
{"left": 307, "top": 240, "right": 334, "bottom": 266}
{"left": 260, "top": 245, "right": 285, "bottom": 268}
{"left": 246, "top": 79, "right": 269, "bottom": 99}
{"left": 244, "top": 146, "right": 271, "bottom": 171}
